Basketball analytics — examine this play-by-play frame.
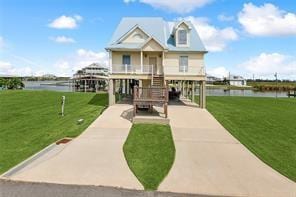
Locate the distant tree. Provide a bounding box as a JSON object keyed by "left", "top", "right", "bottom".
{"left": 0, "top": 78, "right": 7, "bottom": 88}
{"left": 6, "top": 78, "right": 25, "bottom": 89}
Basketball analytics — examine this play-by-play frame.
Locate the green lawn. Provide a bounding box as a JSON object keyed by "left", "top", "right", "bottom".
{"left": 123, "top": 124, "right": 175, "bottom": 190}
{"left": 204, "top": 96, "right": 296, "bottom": 182}
{"left": 0, "top": 90, "right": 108, "bottom": 174}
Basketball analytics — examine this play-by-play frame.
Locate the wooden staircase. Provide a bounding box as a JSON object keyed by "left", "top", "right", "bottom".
{"left": 151, "top": 75, "right": 165, "bottom": 105}
{"left": 133, "top": 75, "right": 168, "bottom": 118}
{"left": 152, "top": 75, "right": 164, "bottom": 87}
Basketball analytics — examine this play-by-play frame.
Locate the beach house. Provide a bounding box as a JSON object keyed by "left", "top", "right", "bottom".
{"left": 106, "top": 17, "right": 207, "bottom": 116}
{"left": 226, "top": 75, "right": 247, "bottom": 86}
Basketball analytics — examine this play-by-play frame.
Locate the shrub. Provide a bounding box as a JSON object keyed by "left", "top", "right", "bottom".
{"left": 6, "top": 78, "right": 25, "bottom": 89}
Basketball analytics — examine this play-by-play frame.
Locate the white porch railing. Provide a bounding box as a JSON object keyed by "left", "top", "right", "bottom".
{"left": 111, "top": 64, "right": 205, "bottom": 76}
{"left": 179, "top": 66, "right": 205, "bottom": 75}
{"left": 111, "top": 64, "right": 157, "bottom": 74}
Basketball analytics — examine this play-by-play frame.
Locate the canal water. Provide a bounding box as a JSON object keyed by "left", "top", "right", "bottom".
{"left": 205, "top": 88, "right": 287, "bottom": 98}
{"left": 22, "top": 81, "right": 288, "bottom": 98}
{"left": 23, "top": 81, "right": 73, "bottom": 92}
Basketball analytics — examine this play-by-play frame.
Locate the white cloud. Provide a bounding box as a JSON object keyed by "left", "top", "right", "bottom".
{"left": 125, "top": 0, "right": 212, "bottom": 14}
{"left": 51, "top": 36, "right": 76, "bottom": 44}
{"left": 238, "top": 3, "right": 296, "bottom": 36}
{"left": 239, "top": 53, "right": 296, "bottom": 79}
{"left": 48, "top": 15, "right": 83, "bottom": 29}
{"left": 0, "top": 61, "right": 35, "bottom": 76}
{"left": 218, "top": 14, "right": 234, "bottom": 22}
{"left": 182, "top": 16, "right": 238, "bottom": 52}
{"left": 0, "top": 61, "right": 12, "bottom": 71}
{"left": 207, "top": 66, "right": 229, "bottom": 78}
{"left": 53, "top": 49, "right": 108, "bottom": 76}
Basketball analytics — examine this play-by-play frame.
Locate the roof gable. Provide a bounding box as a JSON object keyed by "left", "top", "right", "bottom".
{"left": 173, "top": 20, "right": 192, "bottom": 34}
{"left": 118, "top": 26, "right": 149, "bottom": 44}
{"left": 141, "top": 37, "right": 165, "bottom": 51}
{"left": 106, "top": 17, "right": 207, "bottom": 52}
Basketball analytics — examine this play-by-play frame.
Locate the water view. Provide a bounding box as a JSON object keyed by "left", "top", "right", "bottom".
{"left": 22, "top": 81, "right": 289, "bottom": 98}
{"left": 23, "top": 81, "right": 73, "bottom": 92}
{"left": 205, "top": 88, "right": 288, "bottom": 98}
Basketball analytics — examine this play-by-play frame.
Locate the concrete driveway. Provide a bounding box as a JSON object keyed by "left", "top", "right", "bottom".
{"left": 6, "top": 104, "right": 142, "bottom": 190}
{"left": 4, "top": 102, "right": 296, "bottom": 196}
{"left": 158, "top": 104, "right": 296, "bottom": 196}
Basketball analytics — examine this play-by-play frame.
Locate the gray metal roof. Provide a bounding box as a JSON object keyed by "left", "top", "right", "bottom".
{"left": 106, "top": 17, "right": 207, "bottom": 52}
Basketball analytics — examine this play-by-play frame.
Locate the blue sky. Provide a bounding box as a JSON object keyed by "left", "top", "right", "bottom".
{"left": 0, "top": 0, "right": 296, "bottom": 79}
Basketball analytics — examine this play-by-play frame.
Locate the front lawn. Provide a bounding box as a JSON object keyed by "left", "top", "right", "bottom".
{"left": 123, "top": 124, "right": 175, "bottom": 190}
{"left": 203, "top": 96, "right": 296, "bottom": 182}
{"left": 0, "top": 90, "right": 108, "bottom": 174}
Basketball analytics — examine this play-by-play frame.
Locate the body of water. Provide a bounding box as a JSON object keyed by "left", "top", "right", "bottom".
{"left": 205, "top": 88, "right": 288, "bottom": 98}
{"left": 23, "top": 81, "right": 73, "bottom": 92}
{"left": 22, "top": 81, "right": 290, "bottom": 98}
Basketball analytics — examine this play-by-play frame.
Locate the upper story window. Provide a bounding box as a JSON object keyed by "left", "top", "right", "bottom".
{"left": 179, "top": 56, "right": 188, "bottom": 72}
{"left": 122, "top": 55, "right": 131, "bottom": 65}
{"left": 178, "top": 30, "right": 187, "bottom": 45}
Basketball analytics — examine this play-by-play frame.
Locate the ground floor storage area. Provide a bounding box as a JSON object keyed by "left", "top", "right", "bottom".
{"left": 108, "top": 78, "right": 206, "bottom": 110}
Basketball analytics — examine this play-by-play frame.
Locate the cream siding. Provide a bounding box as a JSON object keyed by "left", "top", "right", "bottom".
{"left": 112, "top": 51, "right": 141, "bottom": 66}
{"left": 163, "top": 52, "right": 204, "bottom": 76}
{"left": 143, "top": 52, "right": 162, "bottom": 66}
{"left": 142, "top": 39, "right": 164, "bottom": 51}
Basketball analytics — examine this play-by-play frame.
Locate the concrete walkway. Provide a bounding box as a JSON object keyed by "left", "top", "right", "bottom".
{"left": 7, "top": 104, "right": 142, "bottom": 190}
{"left": 158, "top": 104, "right": 296, "bottom": 196}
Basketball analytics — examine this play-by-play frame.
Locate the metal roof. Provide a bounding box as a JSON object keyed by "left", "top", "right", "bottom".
{"left": 106, "top": 17, "right": 207, "bottom": 52}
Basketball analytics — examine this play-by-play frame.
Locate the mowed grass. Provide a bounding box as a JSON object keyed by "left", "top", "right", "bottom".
{"left": 204, "top": 96, "right": 296, "bottom": 182}
{"left": 123, "top": 124, "right": 175, "bottom": 190}
{"left": 0, "top": 90, "right": 108, "bottom": 174}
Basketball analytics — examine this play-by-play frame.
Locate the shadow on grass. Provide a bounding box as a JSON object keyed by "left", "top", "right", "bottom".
{"left": 88, "top": 93, "right": 108, "bottom": 106}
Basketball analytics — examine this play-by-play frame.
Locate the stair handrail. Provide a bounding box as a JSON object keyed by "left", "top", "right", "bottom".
{"left": 151, "top": 64, "right": 154, "bottom": 85}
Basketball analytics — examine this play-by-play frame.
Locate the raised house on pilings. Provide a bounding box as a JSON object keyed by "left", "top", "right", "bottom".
{"left": 105, "top": 17, "right": 207, "bottom": 117}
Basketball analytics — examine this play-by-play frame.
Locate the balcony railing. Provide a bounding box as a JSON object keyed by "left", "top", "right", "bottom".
{"left": 179, "top": 66, "right": 205, "bottom": 75}
{"left": 110, "top": 64, "right": 205, "bottom": 76}
{"left": 110, "top": 64, "right": 156, "bottom": 74}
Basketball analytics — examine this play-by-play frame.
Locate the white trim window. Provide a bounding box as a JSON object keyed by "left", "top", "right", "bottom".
{"left": 179, "top": 56, "right": 188, "bottom": 72}
{"left": 178, "top": 30, "right": 187, "bottom": 45}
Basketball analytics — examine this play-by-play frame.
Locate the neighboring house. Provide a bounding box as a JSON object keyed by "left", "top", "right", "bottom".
{"left": 105, "top": 17, "right": 207, "bottom": 113}
{"left": 206, "top": 75, "right": 222, "bottom": 84}
{"left": 41, "top": 74, "right": 57, "bottom": 80}
{"left": 73, "top": 63, "right": 108, "bottom": 92}
{"left": 225, "top": 75, "right": 247, "bottom": 86}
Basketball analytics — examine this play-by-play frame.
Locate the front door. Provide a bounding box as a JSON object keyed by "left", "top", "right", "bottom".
{"left": 149, "top": 57, "right": 157, "bottom": 74}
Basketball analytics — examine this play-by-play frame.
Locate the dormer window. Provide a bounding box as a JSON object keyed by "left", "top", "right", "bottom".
{"left": 178, "top": 30, "right": 187, "bottom": 45}
{"left": 175, "top": 21, "right": 191, "bottom": 47}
